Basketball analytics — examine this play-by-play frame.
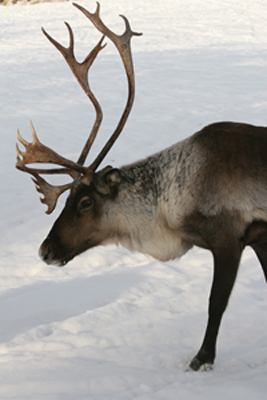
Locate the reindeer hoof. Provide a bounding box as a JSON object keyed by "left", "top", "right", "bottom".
{"left": 189, "top": 356, "right": 213, "bottom": 372}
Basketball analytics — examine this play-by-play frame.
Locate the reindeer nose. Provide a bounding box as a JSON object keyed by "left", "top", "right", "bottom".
{"left": 39, "top": 238, "right": 56, "bottom": 265}
{"left": 39, "top": 237, "right": 69, "bottom": 266}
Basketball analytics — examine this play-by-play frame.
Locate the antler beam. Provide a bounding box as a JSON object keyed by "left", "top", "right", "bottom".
{"left": 41, "top": 23, "right": 106, "bottom": 166}
{"left": 73, "top": 2, "right": 142, "bottom": 172}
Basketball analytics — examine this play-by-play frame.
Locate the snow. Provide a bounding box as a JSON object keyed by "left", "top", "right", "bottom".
{"left": 0, "top": 0, "right": 267, "bottom": 398}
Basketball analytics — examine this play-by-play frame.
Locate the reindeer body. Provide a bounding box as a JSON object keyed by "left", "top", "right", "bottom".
{"left": 16, "top": 3, "right": 267, "bottom": 372}
{"left": 92, "top": 122, "right": 267, "bottom": 262}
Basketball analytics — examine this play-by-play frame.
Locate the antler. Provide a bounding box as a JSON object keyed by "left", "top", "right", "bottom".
{"left": 16, "top": 2, "right": 142, "bottom": 213}
{"left": 73, "top": 2, "right": 142, "bottom": 172}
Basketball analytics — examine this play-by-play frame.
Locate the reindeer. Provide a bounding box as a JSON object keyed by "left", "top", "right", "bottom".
{"left": 16, "top": 2, "right": 267, "bottom": 371}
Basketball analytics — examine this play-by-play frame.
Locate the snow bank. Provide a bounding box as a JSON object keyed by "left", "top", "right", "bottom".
{"left": 0, "top": 0, "right": 266, "bottom": 399}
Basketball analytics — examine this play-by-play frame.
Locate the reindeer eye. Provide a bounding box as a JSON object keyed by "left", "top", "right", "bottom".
{"left": 78, "top": 196, "right": 93, "bottom": 213}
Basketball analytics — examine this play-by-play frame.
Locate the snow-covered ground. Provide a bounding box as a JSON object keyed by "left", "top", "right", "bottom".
{"left": 0, "top": 0, "right": 267, "bottom": 398}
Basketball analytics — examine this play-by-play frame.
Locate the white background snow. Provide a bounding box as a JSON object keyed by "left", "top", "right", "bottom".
{"left": 0, "top": 0, "right": 267, "bottom": 398}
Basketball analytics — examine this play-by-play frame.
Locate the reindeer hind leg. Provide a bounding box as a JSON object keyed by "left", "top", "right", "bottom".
{"left": 244, "top": 221, "right": 267, "bottom": 282}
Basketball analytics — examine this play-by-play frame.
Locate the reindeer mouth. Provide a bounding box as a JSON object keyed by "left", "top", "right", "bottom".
{"left": 40, "top": 252, "right": 74, "bottom": 267}
{"left": 39, "top": 237, "right": 100, "bottom": 267}
{"left": 48, "top": 257, "right": 72, "bottom": 267}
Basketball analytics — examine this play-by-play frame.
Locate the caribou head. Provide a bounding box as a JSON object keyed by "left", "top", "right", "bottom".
{"left": 16, "top": 2, "right": 142, "bottom": 266}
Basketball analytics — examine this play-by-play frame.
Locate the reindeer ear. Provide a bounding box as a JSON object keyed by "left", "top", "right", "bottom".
{"left": 94, "top": 166, "right": 121, "bottom": 195}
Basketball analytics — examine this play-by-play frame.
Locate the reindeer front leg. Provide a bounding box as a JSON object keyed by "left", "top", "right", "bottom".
{"left": 189, "top": 241, "right": 243, "bottom": 371}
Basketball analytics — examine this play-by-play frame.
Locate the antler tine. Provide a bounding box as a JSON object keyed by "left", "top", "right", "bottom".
{"left": 42, "top": 22, "right": 106, "bottom": 166}
{"left": 73, "top": 2, "right": 142, "bottom": 173}
{"left": 16, "top": 121, "right": 86, "bottom": 174}
{"left": 30, "top": 168, "right": 72, "bottom": 214}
